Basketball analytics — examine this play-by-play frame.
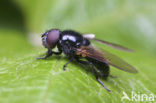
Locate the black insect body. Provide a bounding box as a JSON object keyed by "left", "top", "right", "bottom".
{"left": 38, "top": 29, "right": 138, "bottom": 92}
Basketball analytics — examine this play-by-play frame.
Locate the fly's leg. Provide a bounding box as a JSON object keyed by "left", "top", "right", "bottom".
{"left": 37, "top": 49, "right": 62, "bottom": 59}
{"left": 63, "top": 58, "right": 73, "bottom": 71}
{"left": 90, "top": 62, "right": 111, "bottom": 93}
{"left": 76, "top": 58, "right": 111, "bottom": 92}
{"left": 96, "top": 77, "right": 111, "bottom": 93}
{"left": 37, "top": 49, "right": 52, "bottom": 59}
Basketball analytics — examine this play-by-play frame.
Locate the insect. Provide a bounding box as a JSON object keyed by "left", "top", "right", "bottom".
{"left": 37, "top": 29, "right": 138, "bottom": 92}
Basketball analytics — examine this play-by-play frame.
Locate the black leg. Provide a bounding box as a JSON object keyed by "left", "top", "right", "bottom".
{"left": 96, "top": 77, "right": 111, "bottom": 92}
{"left": 91, "top": 63, "right": 111, "bottom": 93}
{"left": 37, "top": 49, "right": 62, "bottom": 59}
{"left": 37, "top": 49, "right": 53, "bottom": 59}
{"left": 52, "top": 50, "right": 62, "bottom": 55}
{"left": 76, "top": 58, "right": 111, "bottom": 92}
{"left": 63, "top": 58, "right": 73, "bottom": 71}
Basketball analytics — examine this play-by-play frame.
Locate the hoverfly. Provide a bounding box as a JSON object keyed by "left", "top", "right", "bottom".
{"left": 37, "top": 29, "right": 138, "bottom": 92}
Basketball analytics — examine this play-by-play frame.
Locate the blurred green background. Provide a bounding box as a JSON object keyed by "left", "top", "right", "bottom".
{"left": 0, "top": 0, "right": 156, "bottom": 103}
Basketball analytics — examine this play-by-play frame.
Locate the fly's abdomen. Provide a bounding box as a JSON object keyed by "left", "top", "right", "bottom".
{"left": 87, "top": 57, "right": 110, "bottom": 80}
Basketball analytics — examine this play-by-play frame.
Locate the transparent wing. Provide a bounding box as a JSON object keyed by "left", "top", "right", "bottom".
{"left": 83, "top": 34, "right": 134, "bottom": 52}
{"left": 76, "top": 46, "right": 138, "bottom": 73}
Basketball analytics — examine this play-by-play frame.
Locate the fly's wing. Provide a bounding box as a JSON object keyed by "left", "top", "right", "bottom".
{"left": 76, "top": 46, "right": 138, "bottom": 73}
{"left": 93, "top": 39, "right": 134, "bottom": 52}
{"left": 83, "top": 34, "right": 134, "bottom": 52}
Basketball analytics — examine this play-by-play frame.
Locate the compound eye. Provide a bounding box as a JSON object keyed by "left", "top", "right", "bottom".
{"left": 45, "top": 29, "right": 60, "bottom": 48}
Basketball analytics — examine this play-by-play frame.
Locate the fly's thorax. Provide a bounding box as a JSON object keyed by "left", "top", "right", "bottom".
{"left": 60, "top": 30, "right": 90, "bottom": 47}
{"left": 60, "top": 34, "right": 82, "bottom": 47}
{"left": 58, "top": 30, "right": 91, "bottom": 56}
